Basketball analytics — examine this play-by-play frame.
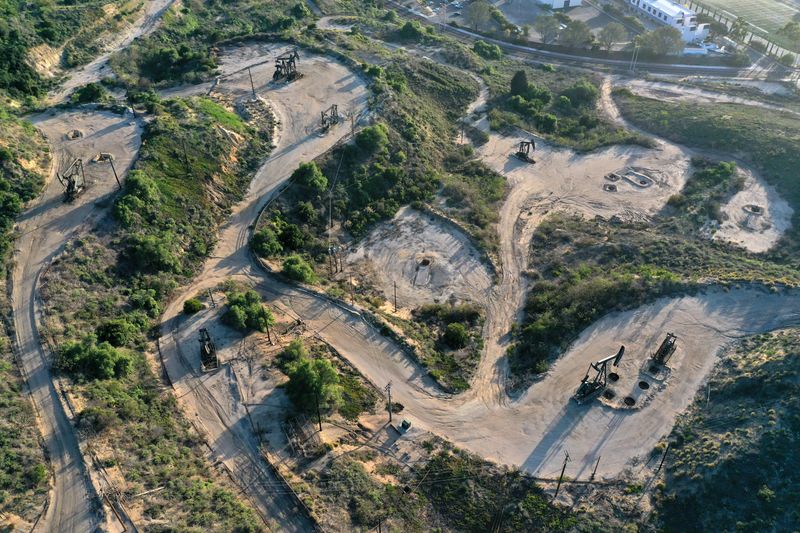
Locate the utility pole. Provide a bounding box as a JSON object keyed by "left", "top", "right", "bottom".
{"left": 385, "top": 382, "right": 393, "bottom": 424}
{"left": 108, "top": 158, "right": 122, "bottom": 190}
{"left": 629, "top": 43, "right": 641, "bottom": 73}
{"left": 207, "top": 289, "right": 216, "bottom": 308}
{"left": 348, "top": 273, "right": 354, "bottom": 303}
{"left": 393, "top": 281, "right": 398, "bottom": 312}
{"left": 706, "top": 382, "right": 711, "bottom": 407}
{"left": 657, "top": 443, "right": 670, "bottom": 473}
{"left": 590, "top": 456, "right": 601, "bottom": 481}
{"left": 315, "top": 390, "right": 323, "bottom": 432}
{"left": 553, "top": 450, "right": 570, "bottom": 500}
{"left": 248, "top": 67, "right": 256, "bottom": 100}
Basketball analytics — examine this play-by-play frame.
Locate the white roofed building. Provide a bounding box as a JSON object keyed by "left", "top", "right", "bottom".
{"left": 627, "top": 0, "right": 709, "bottom": 42}
{"left": 538, "top": 0, "right": 582, "bottom": 8}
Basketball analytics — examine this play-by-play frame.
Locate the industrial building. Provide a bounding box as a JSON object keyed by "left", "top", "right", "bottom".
{"left": 626, "top": 0, "right": 709, "bottom": 42}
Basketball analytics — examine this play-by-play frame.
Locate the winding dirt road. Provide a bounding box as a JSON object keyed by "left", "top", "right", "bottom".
{"left": 13, "top": 110, "right": 141, "bottom": 533}
{"left": 159, "top": 54, "right": 800, "bottom": 489}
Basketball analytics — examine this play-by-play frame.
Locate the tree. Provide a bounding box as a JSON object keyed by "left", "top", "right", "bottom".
{"left": 355, "top": 123, "right": 389, "bottom": 153}
{"left": 183, "top": 298, "right": 204, "bottom": 314}
{"left": 510, "top": 70, "right": 529, "bottom": 96}
{"left": 534, "top": 15, "right": 560, "bottom": 44}
{"left": 285, "top": 356, "right": 341, "bottom": 413}
{"left": 559, "top": 20, "right": 592, "bottom": 48}
{"left": 473, "top": 40, "right": 502, "bottom": 59}
{"left": 778, "top": 21, "right": 800, "bottom": 49}
{"left": 638, "top": 27, "right": 683, "bottom": 56}
{"left": 252, "top": 227, "right": 283, "bottom": 257}
{"left": 291, "top": 162, "right": 327, "bottom": 194}
{"left": 598, "top": 22, "right": 626, "bottom": 51}
{"left": 729, "top": 17, "right": 749, "bottom": 41}
{"left": 464, "top": 0, "right": 492, "bottom": 31}
{"left": 443, "top": 322, "right": 469, "bottom": 349}
{"left": 282, "top": 255, "right": 318, "bottom": 283}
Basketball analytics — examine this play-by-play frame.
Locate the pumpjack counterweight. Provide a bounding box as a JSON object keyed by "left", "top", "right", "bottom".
{"left": 573, "top": 346, "right": 625, "bottom": 404}
{"left": 199, "top": 328, "right": 219, "bottom": 371}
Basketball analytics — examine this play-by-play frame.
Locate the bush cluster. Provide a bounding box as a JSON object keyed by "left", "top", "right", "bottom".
{"left": 222, "top": 289, "right": 274, "bottom": 333}
{"left": 55, "top": 336, "right": 131, "bottom": 381}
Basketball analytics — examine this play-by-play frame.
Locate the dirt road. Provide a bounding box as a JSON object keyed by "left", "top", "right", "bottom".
{"left": 12, "top": 110, "right": 141, "bottom": 532}
{"left": 157, "top": 45, "right": 369, "bottom": 530}
{"left": 48, "top": 0, "right": 176, "bottom": 104}
{"left": 160, "top": 61, "right": 800, "bottom": 485}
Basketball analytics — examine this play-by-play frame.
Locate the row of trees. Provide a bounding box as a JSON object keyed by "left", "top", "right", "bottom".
{"left": 462, "top": 1, "right": 691, "bottom": 56}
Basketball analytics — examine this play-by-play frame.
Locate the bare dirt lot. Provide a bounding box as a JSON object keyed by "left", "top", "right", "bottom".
{"left": 347, "top": 206, "right": 493, "bottom": 309}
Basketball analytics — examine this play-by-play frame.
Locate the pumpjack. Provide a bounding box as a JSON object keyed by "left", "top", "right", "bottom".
{"left": 321, "top": 104, "right": 340, "bottom": 130}
{"left": 515, "top": 139, "right": 535, "bottom": 163}
{"left": 573, "top": 346, "right": 625, "bottom": 404}
{"left": 56, "top": 158, "right": 86, "bottom": 202}
{"left": 651, "top": 333, "right": 677, "bottom": 365}
{"left": 273, "top": 50, "right": 301, "bottom": 81}
{"left": 199, "top": 328, "right": 219, "bottom": 371}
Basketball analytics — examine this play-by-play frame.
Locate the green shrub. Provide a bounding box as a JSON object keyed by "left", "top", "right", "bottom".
{"left": 355, "top": 123, "right": 389, "bottom": 153}
{"left": 223, "top": 290, "right": 275, "bottom": 333}
{"left": 252, "top": 227, "right": 283, "bottom": 257}
{"left": 71, "top": 82, "right": 107, "bottom": 103}
{"left": 443, "top": 322, "right": 469, "bottom": 349}
{"left": 473, "top": 40, "right": 502, "bottom": 59}
{"left": 123, "top": 233, "right": 181, "bottom": 274}
{"left": 282, "top": 255, "right": 317, "bottom": 283}
{"left": 398, "top": 20, "right": 425, "bottom": 41}
{"left": 291, "top": 162, "right": 328, "bottom": 194}
{"left": 278, "top": 339, "right": 309, "bottom": 372}
{"left": 96, "top": 319, "right": 138, "bottom": 347}
{"left": 561, "top": 81, "right": 598, "bottom": 107}
{"left": 183, "top": 298, "right": 204, "bottom": 314}
{"left": 55, "top": 336, "right": 131, "bottom": 381}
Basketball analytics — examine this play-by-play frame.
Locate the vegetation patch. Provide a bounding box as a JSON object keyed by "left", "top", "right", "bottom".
{"left": 483, "top": 63, "right": 649, "bottom": 150}
{"left": 655, "top": 329, "right": 800, "bottom": 531}
{"left": 613, "top": 88, "right": 800, "bottom": 256}
{"left": 37, "top": 95, "right": 272, "bottom": 529}
{"left": 384, "top": 303, "right": 484, "bottom": 392}
{"left": 510, "top": 211, "right": 800, "bottom": 385}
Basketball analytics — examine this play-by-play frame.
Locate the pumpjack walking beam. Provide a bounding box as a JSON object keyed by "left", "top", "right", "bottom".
{"left": 273, "top": 49, "right": 301, "bottom": 81}
{"left": 56, "top": 158, "right": 86, "bottom": 202}
{"left": 573, "top": 346, "right": 625, "bottom": 404}
{"left": 320, "top": 104, "right": 340, "bottom": 129}
{"left": 198, "top": 328, "right": 219, "bottom": 371}
{"left": 652, "top": 333, "right": 677, "bottom": 365}
{"left": 515, "top": 139, "right": 536, "bottom": 163}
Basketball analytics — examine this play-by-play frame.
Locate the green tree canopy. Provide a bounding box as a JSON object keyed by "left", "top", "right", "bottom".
{"left": 598, "top": 22, "right": 626, "bottom": 51}
{"left": 559, "top": 20, "right": 592, "bottom": 48}
{"left": 464, "top": 0, "right": 492, "bottom": 31}
{"left": 285, "top": 355, "right": 341, "bottom": 413}
{"left": 534, "top": 15, "right": 560, "bottom": 44}
{"left": 638, "top": 27, "right": 684, "bottom": 56}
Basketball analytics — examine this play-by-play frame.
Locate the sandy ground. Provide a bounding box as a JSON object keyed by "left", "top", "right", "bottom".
{"left": 12, "top": 110, "right": 141, "bottom": 533}
{"left": 47, "top": 0, "right": 176, "bottom": 104}
{"left": 606, "top": 79, "right": 795, "bottom": 253}
{"left": 156, "top": 44, "right": 369, "bottom": 531}
{"left": 714, "top": 168, "right": 793, "bottom": 252}
{"left": 347, "top": 206, "right": 493, "bottom": 309}
{"left": 619, "top": 77, "right": 800, "bottom": 117}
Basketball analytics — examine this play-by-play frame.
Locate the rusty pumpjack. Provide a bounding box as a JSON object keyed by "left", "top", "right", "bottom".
{"left": 56, "top": 158, "right": 86, "bottom": 202}
{"left": 273, "top": 50, "right": 301, "bottom": 82}
{"left": 651, "top": 333, "right": 677, "bottom": 366}
{"left": 573, "top": 346, "right": 625, "bottom": 404}
{"left": 321, "top": 104, "right": 340, "bottom": 130}
{"left": 199, "top": 328, "right": 219, "bottom": 371}
{"left": 515, "top": 140, "right": 536, "bottom": 163}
